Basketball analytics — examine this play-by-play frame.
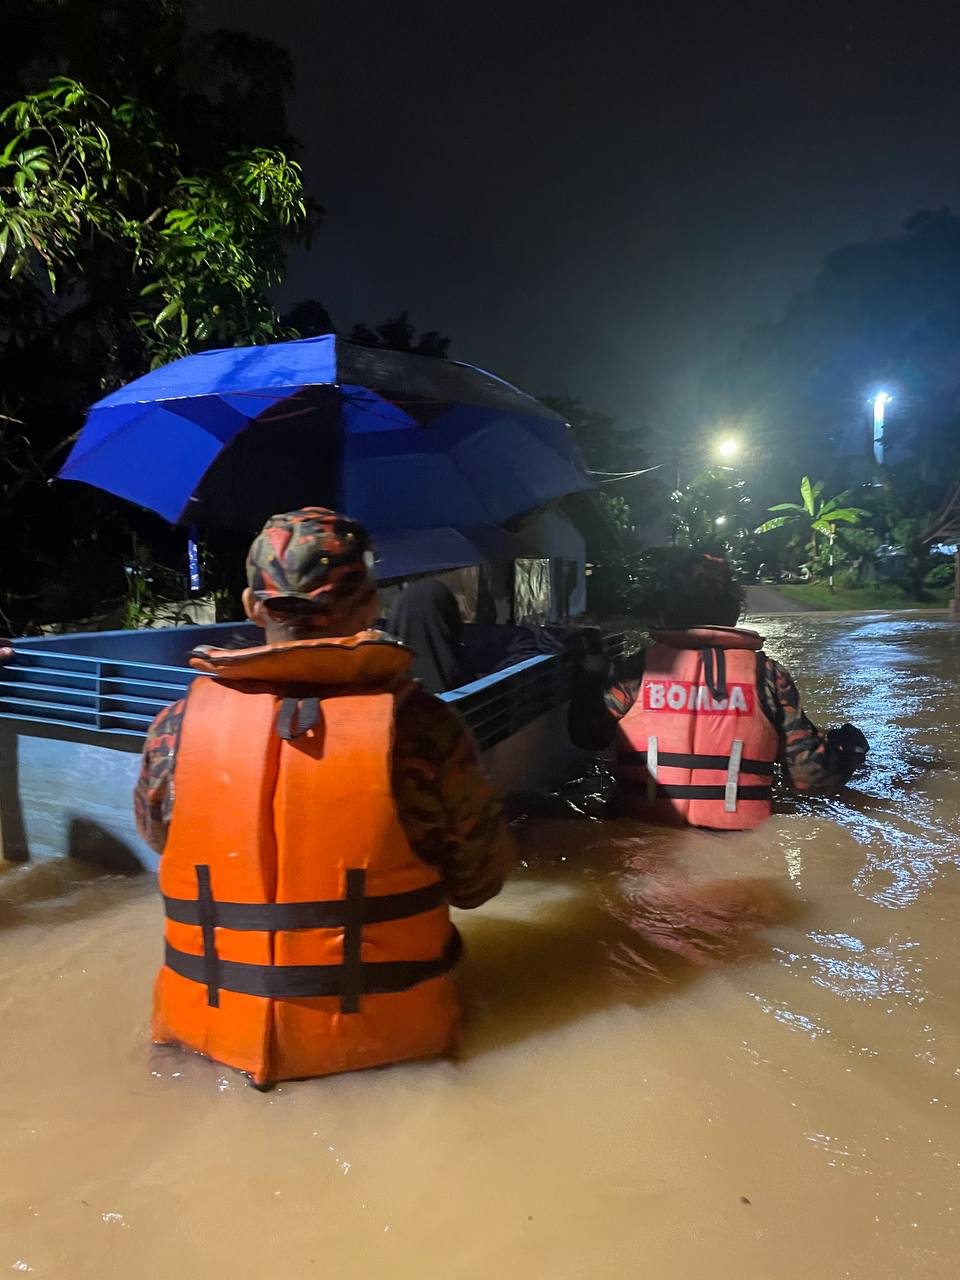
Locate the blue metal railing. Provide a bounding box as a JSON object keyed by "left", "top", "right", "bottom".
{"left": 0, "top": 632, "right": 625, "bottom": 752}
{"left": 0, "top": 649, "right": 195, "bottom": 738}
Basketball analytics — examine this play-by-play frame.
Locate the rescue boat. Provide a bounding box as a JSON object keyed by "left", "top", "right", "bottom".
{"left": 0, "top": 620, "right": 624, "bottom": 870}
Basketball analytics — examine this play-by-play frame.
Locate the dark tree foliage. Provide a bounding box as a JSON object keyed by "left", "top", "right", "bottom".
{"left": 540, "top": 395, "right": 620, "bottom": 473}
{"left": 721, "top": 209, "right": 960, "bottom": 507}
{"left": 1, "top": 0, "right": 298, "bottom": 165}
{"left": 349, "top": 312, "right": 451, "bottom": 359}
{"left": 281, "top": 304, "right": 450, "bottom": 357}
{"left": 540, "top": 393, "right": 657, "bottom": 527}
{"left": 0, "top": 2, "right": 318, "bottom": 632}
{"left": 283, "top": 298, "right": 336, "bottom": 339}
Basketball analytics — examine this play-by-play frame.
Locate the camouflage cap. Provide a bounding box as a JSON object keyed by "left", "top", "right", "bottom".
{"left": 246, "top": 507, "right": 374, "bottom": 612}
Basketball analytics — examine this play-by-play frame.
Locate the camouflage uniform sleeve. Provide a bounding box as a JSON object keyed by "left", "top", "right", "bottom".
{"left": 760, "top": 658, "right": 847, "bottom": 792}
{"left": 133, "top": 699, "right": 185, "bottom": 855}
{"left": 567, "top": 650, "right": 645, "bottom": 749}
{"left": 393, "top": 688, "right": 516, "bottom": 909}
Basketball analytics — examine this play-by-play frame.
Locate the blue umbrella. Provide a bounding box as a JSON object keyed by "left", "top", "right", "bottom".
{"left": 60, "top": 336, "right": 591, "bottom": 542}
{"left": 372, "top": 524, "right": 533, "bottom": 580}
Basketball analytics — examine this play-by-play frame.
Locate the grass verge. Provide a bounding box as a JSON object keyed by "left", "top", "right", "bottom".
{"left": 778, "top": 582, "right": 953, "bottom": 611}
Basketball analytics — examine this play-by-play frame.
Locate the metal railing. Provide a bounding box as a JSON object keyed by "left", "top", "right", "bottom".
{"left": 0, "top": 649, "right": 195, "bottom": 738}
{"left": 0, "top": 632, "right": 626, "bottom": 752}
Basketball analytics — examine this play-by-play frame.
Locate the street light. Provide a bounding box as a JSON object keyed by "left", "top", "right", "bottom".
{"left": 870, "top": 391, "right": 892, "bottom": 466}
{"left": 715, "top": 437, "right": 740, "bottom": 460}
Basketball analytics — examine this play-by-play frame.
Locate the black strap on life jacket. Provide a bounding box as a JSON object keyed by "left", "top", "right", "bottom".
{"left": 619, "top": 780, "right": 772, "bottom": 802}
{"left": 276, "top": 696, "right": 321, "bottom": 740}
{"left": 163, "top": 931, "right": 462, "bottom": 1003}
{"left": 163, "top": 879, "right": 447, "bottom": 930}
{"left": 164, "top": 867, "right": 455, "bottom": 1013}
{"left": 701, "top": 646, "right": 728, "bottom": 701}
{"left": 194, "top": 864, "right": 220, "bottom": 1008}
{"left": 619, "top": 749, "right": 774, "bottom": 777}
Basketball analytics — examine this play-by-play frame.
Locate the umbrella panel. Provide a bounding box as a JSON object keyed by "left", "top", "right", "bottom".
{"left": 187, "top": 386, "right": 342, "bottom": 528}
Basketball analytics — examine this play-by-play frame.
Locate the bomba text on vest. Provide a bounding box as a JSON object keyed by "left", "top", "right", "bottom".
{"left": 643, "top": 681, "right": 755, "bottom": 715}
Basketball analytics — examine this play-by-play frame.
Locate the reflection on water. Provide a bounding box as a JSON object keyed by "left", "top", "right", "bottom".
{"left": 2, "top": 612, "right": 960, "bottom": 1278}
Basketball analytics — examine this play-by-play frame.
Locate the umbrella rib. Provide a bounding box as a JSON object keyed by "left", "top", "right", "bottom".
{"left": 339, "top": 389, "right": 419, "bottom": 429}
{"left": 256, "top": 403, "right": 318, "bottom": 423}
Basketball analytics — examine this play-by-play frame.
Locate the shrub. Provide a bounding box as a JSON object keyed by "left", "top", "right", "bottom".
{"left": 924, "top": 561, "right": 955, "bottom": 590}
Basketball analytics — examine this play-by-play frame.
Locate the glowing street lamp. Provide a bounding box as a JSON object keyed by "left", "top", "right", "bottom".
{"left": 715, "top": 437, "right": 740, "bottom": 460}
{"left": 871, "top": 391, "right": 892, "bottom": 466}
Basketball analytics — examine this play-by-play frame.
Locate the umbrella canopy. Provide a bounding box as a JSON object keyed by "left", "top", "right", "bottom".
{"left": 60, "top": 336, "right": 591, "bottom": 539}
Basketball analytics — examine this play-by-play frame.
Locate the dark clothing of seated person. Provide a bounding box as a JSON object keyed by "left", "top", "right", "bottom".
{"left": 568, "top": 551, "right": 868, "bottom": 828}
{"left": 386, "top": 578, "right": 469, "bottom": 695}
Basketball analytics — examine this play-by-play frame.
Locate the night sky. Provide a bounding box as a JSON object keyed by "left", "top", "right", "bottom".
{"left": 196, "top": 0, "right": 960, "bottom": 431}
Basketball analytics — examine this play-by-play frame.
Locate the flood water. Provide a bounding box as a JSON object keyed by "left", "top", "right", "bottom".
{"left": 2, "top": 612, "right": 959, "bottom": 1278}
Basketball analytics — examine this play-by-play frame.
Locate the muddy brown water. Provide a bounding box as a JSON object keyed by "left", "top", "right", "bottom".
{"left": 1, "top": 612, "right": 959, "bottom": 1278}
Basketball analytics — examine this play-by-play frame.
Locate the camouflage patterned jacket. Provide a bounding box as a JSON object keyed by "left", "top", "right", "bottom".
{"left": 134, "top": 684, "right": 516, "bottom": 909}
{"left": 569, "top": 649, "right": 849, "bottom": 793}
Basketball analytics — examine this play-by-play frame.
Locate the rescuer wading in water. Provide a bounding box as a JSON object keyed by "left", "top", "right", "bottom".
{"left": 134, "top": 507, "right": 515, "bottom": 1087}
{"left": 569, "top": 552, "right": 868, "bottom": 829}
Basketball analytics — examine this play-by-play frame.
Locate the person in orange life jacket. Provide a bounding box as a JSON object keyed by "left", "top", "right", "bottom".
{"left": 568, "top": 551, "right": 868, "bottom": 830}
{"left": 135, "top": 507, "right": 516, "bottom": 1086}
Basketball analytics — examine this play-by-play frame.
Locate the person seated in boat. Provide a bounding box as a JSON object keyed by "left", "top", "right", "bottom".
{"left": 134, "top": 507, "right": 515, "bottom": 1088}
{"left": 568, "top": 550, "right": 868, "bottom": 830}
{"left": 385, "top": 578, "right": 469, "bottom": 694}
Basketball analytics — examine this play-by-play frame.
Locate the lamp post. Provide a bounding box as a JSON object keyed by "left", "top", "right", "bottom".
{"left": 871, "top": 392, "right": 892, "bottom": 466}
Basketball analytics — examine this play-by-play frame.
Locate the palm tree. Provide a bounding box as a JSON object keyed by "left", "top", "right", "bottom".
{"left": 756, "top": 477, "right": 868, "bottom": 562}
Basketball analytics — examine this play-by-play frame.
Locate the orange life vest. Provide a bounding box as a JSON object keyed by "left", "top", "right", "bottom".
{"left": 614, "top": 626, "right": 779, "bottom": 831}
{"left": 152, "top": 631, "right": 460, "bottom": 1087}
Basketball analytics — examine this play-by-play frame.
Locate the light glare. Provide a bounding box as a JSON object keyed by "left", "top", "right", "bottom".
{"left": 872, "top": 391, "right": 892, "bottom": 429}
